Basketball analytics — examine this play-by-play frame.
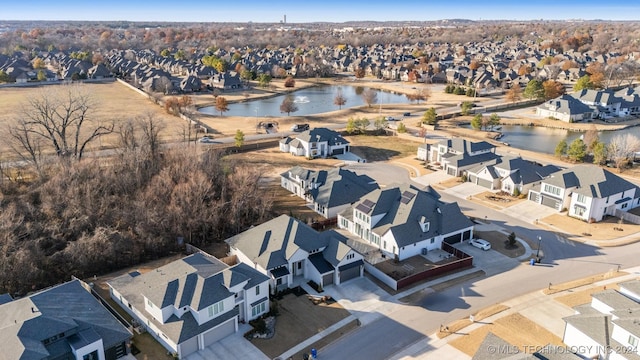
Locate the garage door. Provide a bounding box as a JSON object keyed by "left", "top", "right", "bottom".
{"left": 202, "top": 317, "right": 236, "bottom": 347}
{"left": 541, "top": 195, "right": 561, "bottom": 210}
{"left": 180, "top": 336, "right": 199, "bottom": 358}
{"left": 332, "top": 148, "right": 344, "bottom": 155}
{"left": 477, "top": 178, "right": 493, "bottom": 189}
{"left": 447, "top": 167, "right": 457, "bottom": 176}
{"left": 468, "top": 174, "right": 477, "bottom": 183}
{"left": 340, "top": 266, "right": 360, "bottom": 283}
{"left": 444, "top": 233, "right": 462, "bottom": 244}
{"left": 322, "top": 272, "right": 334, "bottom": 286}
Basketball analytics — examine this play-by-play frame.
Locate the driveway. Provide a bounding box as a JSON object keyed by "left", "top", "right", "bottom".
{"left": 443, "top": 182, "right": 487, "bottom": 199}
{"left": 501, "top": 200, "right": 558, "bottom": 225}
{"left": 413, "top": 170, "right": 453, "bottom": 187}
{"left": 453, "top": 241, "right": 521, "bottom": 276}
{"left": 183, "top": 327, "right": 268, "bottom": 360}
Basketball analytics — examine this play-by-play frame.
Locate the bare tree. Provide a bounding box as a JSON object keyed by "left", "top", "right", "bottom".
{"left": 279, "top": 96, "right": 299, "bottom": 116}
{"left": 361, "top": 88, "right": 378, "bottom": 108}
{"left": 415, "top": 87, "right": 431, "bottom": 104}
{"left": 608, "top": 134, "right": 640, "bottom": 172}
{"left": 334, "top": 89, "right": 347, "bottom": 110}
{"left": 11, "top": 84, "right": 113, "bottom": 162}
{"left": 582, "top": 125, "right": 599, "bottom": 151}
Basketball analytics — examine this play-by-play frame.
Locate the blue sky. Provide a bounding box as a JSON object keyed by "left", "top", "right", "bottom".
{"left": 3, "top": 1, "right": 640, "bottom": 22}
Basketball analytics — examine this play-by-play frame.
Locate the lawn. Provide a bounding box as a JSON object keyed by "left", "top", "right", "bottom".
{"left": 250, "top": 291, "right": 352, "bottom": 359}
{"left": 449, "top": 312, "right": 564, "bottom": 356}
{"left": 345, "top": 134, "right": 419, "bottom": 161}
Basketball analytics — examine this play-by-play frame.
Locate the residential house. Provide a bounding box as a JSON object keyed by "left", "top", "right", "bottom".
{"left": 427, "top": 138, "right": 499, "bottom": 176}
{"left": 280, "top": 166, "right": 379, "bottom": 218}
{"left": 536, "top": 94, "right": 597, "bottom": 122}
{"left": 417, "top": 144, "right": 429, "bottom": 161}
{"left": 108, "top": 253, "right": 270, "bottom": 359}
{"left": 208, "top": 71, "right": 242, "bottom": 91}
{"left": 0, "top": 279, "right": 132, "bottom": 360}
{"left": 537, "top": 86, "right": 640, "bottom": 122}
{"left": 528, "top": 165, "right": 640, "bottom": 222}
{"left": 466, "top": 155, "right": 561, "bottom": 195}
{"left": 280, "top": 128, "right": 350, "bottom": 158}
{"left": 337, "top": 184, "right": 474, "bottom": 261}
{"left": 563, "top": 279, "right": 640, "bottom": 360}
{"left": 226, "top": 215, "right": 364, "bottom": 293}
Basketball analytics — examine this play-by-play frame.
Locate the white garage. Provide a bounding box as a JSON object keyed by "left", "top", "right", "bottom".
{"left": 202, "top": 317, "right": 237, "bottom": 347}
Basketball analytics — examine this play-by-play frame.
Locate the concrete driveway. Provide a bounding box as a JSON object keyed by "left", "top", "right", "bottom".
{"left": 413, "top": 170, "right": 453, "bottom": 187}
{"left": 454, "top": 241, "right": 521, "bottom": 276}
{"left": 501, "top": 200, "right": 558, "bottom": 225}
{"left": 443, "top": 182, "right": 487, "bottom": 198}
{"left": 183, "top": 327, "right": 268, "bottom": 360}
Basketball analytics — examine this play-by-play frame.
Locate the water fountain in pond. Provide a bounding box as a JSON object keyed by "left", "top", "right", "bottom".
{"left": 294, "top": 96, "right": 310, "bottom": 104}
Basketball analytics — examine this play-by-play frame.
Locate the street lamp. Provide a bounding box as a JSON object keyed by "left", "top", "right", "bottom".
{"left": 536, "top": 236, "right": 542, "bottom": 261}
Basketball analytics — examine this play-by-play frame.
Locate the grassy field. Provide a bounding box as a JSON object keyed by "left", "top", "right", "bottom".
{"left": 0, "top": 81, "right": 190, "bottom": 159}
{"left": 345, "top": 133, "right": 420, "bottom": 161}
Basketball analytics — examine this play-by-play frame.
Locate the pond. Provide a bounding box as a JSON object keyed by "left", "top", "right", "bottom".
{"left": 487, "top": 124, "right": 640, "bottom": 154}
{"left": 198, "top": 85, "right": 414, "bottom": 117}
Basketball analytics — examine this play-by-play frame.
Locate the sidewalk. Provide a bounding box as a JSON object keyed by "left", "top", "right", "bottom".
{"left": 391, "top": 266, "right": 640, "bottom": 360}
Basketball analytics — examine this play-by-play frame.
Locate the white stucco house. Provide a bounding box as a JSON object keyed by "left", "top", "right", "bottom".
{"left": 466, "top": 155, "right": 561, "bottom": 195}
{"left": 427, "top": 138, "right": 499, "bottom": 176}
{"left": 528, "top": 165, "right": 640, "bottom": 222}
{"left": 337, "top": 184, "right": 474, "bottom": 261}
{"left": 280, "top": 166, "right": 379, "bottom": 219}
{"left": 280, "top": 128, "right": 350, "bottom": 158}
{"left": 226, "top": 215, "right": 364, "bottom": 293}
{"left": 108, "top": 253, "right": 270, "bottom": 359}
{"left": 563, "top": 279, "right": 640, "bottom": 360}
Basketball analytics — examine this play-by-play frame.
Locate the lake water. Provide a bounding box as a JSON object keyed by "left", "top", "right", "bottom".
{"left": 494, "top": 124, "right": 640, "bottom": 154}
{"left": 198, "top": 85, "right": 413, "bottom": 117}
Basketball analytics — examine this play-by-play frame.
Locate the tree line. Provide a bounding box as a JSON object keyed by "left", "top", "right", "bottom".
{"left": 0, "top": 87, "right": 272, "bottom": 296}
{"left": 554, "top": 126, "right": 640, "bottom": 172}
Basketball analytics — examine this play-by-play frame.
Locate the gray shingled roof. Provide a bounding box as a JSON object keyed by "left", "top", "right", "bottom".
{"left": 619, "top": 279, "right": 640, "bottom": 301}
{"left": 544, "top": 165, "right": 638, "bottom": 198}
{"left": 445, "top": 151, "right": 500, "bottom": 168}
{"left": 296, "top": 128, "right": 349, "bottom": 146}
{"left": 0, "top": 280, "right": 131, "bottom": 360}
{"left": 226, "top": 215, "right": 325, "bottom": 271}
{"left": 542, "top": 94, "right": 593, "bottom": 115}
{"left": 308, "top": 168, "right": 379, "bottom": 208}
{"left": 563, "top": 313, "right": 611, "bottom": 348}
{"left": 353, "top": 184, "right": 473, "bottom": 247}
{"left": 438, "top": 138, "right": 495, "bottom": 154}
{"left": 592, "top": 289, "right": 640, "bottom": 312}
{"left": 108, "top": 253, "right": 265, "bottom": 345}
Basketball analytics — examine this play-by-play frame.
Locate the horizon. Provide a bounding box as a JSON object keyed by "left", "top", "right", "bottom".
{"left": 3, "top": 1, "right": 640, "bottom": 23}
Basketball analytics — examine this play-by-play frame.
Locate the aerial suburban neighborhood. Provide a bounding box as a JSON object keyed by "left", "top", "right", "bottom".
{"left": 3, "top": 5, "right": 640, "bottom": 360}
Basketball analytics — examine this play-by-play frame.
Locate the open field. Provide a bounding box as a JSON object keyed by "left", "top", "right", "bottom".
{"left": 0, "top": 81, "right": 190, "bottom": 159}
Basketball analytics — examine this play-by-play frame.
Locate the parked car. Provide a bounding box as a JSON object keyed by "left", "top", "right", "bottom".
{"left": 469, "top": 238, "right": 491, "bottom": 251}
{"left": 385, "top": 116, "right": 396, "bottom": 121}
{"left": 198, "top": 136, "right": 214, "bottom": 144}
{"left": 291, "top": 124, "right": 310, "bottom": 132}
{"left": 403, "top": 112, "right": 411, "bottom": 117}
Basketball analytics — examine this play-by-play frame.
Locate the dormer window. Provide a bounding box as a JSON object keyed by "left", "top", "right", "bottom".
{"left": 419, "top": 216, "right": 430, "bottom": 232}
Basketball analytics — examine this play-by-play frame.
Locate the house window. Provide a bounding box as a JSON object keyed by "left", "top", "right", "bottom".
{"left": 276, "top": 278, "right": 282, "bottom": 286}
{"left": 252, "top": 301, "right": 267, "bottom": 317}
{"left": 576, "top": 194, "right": 586, "bottom": 203}
{"left": 147, "top": 298, "right": 153, "bottom": 308}
{"left": 83, "top": 351, "right": 99, "bottom": 360}
{"left": 574, "top": 206, "right": 585, "bottom": 216}
{"left": 622, "top": 203, "right": 629, "bottom": 209}
{"left": 629, "top": 335, "right": 639, "bottom": 347}
{"left": 430, "top": 239, "right": 435, "bottom": 244}
{"left": 383, "top": 241, "right": 386, "bottom": 249}
{"left": 543, "top": 184, "right": 561, "bottom": 196}
{"left": 256, "top": 286, "right": 260, "bottom": 296}
{"left": 208, "top": 301, "right": 224, "bottom": 317}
